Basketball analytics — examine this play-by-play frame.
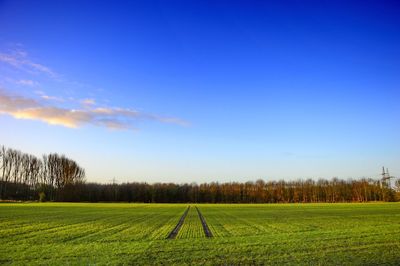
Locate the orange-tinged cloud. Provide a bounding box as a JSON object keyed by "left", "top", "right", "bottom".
{"left": 0, "top": 90, "right": 188, "bottom": 130}
{"left": 10, "top": 108, "right": 89, "bottom": 128}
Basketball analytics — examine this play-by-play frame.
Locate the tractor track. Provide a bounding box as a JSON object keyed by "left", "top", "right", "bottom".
{"left": 195, "top": 206, "right": 213, "bottom": 238}
{"left": 166, "top": 206, "right": 190, "bottom": 239}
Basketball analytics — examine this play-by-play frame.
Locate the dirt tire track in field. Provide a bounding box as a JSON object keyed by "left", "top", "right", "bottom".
{"left": 166, "top": 206, "right": 190, "bottom": 239}
{"left": 195, "top": 206, "right": 213, "bottom": 238}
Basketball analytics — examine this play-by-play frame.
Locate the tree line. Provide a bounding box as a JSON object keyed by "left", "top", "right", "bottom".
{"left": 75, "top": 178, "right": 397, "bottom": 203}
{"left": 0, "top": 145, "right": 398, "bottom": 202}
{"left": 0, "top": 145, "right": 85, "bottom": 201}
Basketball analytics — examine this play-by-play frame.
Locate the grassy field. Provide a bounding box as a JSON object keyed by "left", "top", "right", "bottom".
{"left": 1, "top": 203, "right": 399, "bottom": 265}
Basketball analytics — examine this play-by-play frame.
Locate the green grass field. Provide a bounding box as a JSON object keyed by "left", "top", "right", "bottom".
{"left": 1, "top": 203, "right": 399, "bottom": 265}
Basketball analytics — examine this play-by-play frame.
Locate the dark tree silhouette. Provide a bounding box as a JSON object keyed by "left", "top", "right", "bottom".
{"left": 0, "top": 144, "right": 397, "bottom": 203}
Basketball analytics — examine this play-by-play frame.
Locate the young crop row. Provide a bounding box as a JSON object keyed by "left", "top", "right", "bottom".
{"left": 200, "top": 203, "right": 400, "bottom": 239}
{"left": 0, "top": 204, "right": 186, "bottom": 247}
{"left": 176, "top": 206, "right": 205, "bottom": 239}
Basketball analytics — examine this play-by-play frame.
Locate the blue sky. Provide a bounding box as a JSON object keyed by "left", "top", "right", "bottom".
{"left": 0, "top": 0, "right": 399, "bottom": 183}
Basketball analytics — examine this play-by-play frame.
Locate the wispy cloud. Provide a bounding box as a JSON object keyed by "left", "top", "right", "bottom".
{"left": 0, "top": 50, "right": 56, "bottom": 77}
{"left": 34, "top": 90, "right": 65, "bottom": 102}
{"left": 0, "top": 46, "right": 189, "bottom": 130}
{"left": 81, "top": 98, "right": 96, "bottom": 106}
{"left": 16, "top": 79, "right": 39, "bottom": 86}
{"left": 40, "top": 95, "right": 65, "bottom": 102}
{"left": 0, "top": 89, "right": 188, "bottom": 130}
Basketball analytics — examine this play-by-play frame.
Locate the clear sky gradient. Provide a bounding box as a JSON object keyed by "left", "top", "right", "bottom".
{"left": 0, "top": 1, "right": 399, "bottom": 183}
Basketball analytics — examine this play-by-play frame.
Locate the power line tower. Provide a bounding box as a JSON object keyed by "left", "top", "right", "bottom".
{"left": 381, "top": 167, "right": 394, "bottom": 188}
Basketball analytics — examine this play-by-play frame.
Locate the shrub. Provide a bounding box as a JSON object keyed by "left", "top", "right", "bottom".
{"left": 39, "top": 192, "right": 46, "bottom": 202}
